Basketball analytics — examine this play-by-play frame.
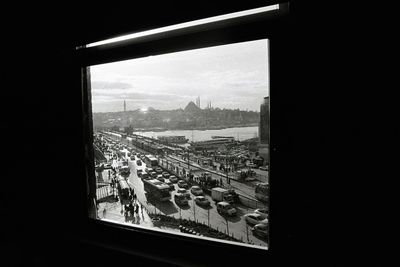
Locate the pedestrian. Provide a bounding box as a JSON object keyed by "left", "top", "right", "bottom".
{"left": 135, "top": 203, "right": 139, "bottom": 215}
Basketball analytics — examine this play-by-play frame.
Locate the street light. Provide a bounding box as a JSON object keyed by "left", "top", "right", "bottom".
{"left": 193, "top": 199, "right": 196, "bottom": 222}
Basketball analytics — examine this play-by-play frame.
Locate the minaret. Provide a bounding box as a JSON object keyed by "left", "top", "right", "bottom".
{"left": 123, "top": 100, "right": 127, "bottom": 128}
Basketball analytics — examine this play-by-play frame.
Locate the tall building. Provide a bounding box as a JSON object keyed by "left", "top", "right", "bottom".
{"left": 258, "top": 97, "right": 269, "bottom": 165}
{"left": 259, "top": 97, "right": 269, "bottom": 144}
{"left": 195, "top": 96, "right": 201, "bottom": 108}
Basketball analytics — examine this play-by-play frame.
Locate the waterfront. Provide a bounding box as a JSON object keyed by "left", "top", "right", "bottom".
{"left": 132, "top": 126, "right": 258, "bottom": 142}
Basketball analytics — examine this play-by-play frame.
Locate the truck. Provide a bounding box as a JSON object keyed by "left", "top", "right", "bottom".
{"left": 211, "top": 187, "right": 234, "bottom": 204}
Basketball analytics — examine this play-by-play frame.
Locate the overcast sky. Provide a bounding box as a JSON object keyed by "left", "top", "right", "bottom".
{"left": 90, "top": 39, "right": 269, "bottom": 113}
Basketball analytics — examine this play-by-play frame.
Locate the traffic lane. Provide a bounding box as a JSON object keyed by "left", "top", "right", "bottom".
{"left": 125, "top": 155, "right": 268, "bottom": 246}
{"left": 169, "top": 188, "right": 267, "bottom": 247}
{"left": 164, "top": 155, "right": 260, "bottom": 200}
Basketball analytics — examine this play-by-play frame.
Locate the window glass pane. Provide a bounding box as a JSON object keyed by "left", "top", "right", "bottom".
{"left": 89, "top": 39, "right": 269, "bottom": 249}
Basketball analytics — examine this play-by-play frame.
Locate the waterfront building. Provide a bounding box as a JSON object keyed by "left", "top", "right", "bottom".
{"left": 258, "top": 97, "right": 270, "bottom": 165}
{"left": 157, "top": 135, "right": 188, "bottom": 144}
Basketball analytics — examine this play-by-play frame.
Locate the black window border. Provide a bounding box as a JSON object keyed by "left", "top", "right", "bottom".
{"left": 76, "top": 3, "right": 290, "bottom": 266}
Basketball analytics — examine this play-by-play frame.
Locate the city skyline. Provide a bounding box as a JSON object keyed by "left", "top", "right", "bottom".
{"left": 90, "top": 39, "right": 269, "bottom": 113}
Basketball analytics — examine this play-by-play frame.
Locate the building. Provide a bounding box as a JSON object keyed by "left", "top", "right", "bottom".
{"left": 259, "top": 97, "right": 269, "bottom": 144}
{"left": 258, "top": 97, "right": 270, "bottom": 165}
{"left": 157, "top": 135, "right": 189, "bottom": 144}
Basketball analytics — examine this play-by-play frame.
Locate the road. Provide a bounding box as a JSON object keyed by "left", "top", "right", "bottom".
{"left": 103, "top": 133, "right": 268, "bottom": 247}
{"left": 124, "top": 154, "right": 267, "bottom": 247}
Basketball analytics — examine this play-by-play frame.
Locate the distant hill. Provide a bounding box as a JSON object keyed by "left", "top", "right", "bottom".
{"left": 93, "top": 101, "right": 260, "bottom": 131}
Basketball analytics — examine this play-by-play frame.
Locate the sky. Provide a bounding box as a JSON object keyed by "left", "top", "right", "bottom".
{"left": 90, "top": 39, "right": 269, "bottom": 113}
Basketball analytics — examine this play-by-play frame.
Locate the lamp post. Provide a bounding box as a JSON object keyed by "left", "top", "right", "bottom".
{"left": 193, "top": 199, "right": 196, "bottom": 222}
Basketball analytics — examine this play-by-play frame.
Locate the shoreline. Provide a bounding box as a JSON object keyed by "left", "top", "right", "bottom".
{"left": 131, "top": 124, "right": 258, "bottom": 133}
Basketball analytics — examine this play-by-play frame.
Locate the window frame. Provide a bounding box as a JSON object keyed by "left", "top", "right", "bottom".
{"left": 76, "top": 3, "right": 289, "bottom": 265}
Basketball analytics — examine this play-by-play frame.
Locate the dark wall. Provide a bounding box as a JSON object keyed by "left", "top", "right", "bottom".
{"left": 0, "top": 2, "right": 331, "bottom": 266}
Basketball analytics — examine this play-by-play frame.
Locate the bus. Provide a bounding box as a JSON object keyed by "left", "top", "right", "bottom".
{"left": 143, "top": 179, "right": 171, "bottom": 201}
{"left": 117, "top": 148, "right": 131, "bottom": 160}
{"left": 117, "top": 178, "right": 131, "bottom": 205}
{"left": 255, "top": 182, "right": 269, "bottom": 202}
{"left": 144, "top": 155, "right": 158, "bottom": 168}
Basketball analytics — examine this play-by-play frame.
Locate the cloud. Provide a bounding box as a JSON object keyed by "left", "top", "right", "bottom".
{"left": 91, "top": 81, "right": 132, "bottom": 90}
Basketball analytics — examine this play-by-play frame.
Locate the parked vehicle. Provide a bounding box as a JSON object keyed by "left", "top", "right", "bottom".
{"left": 145, "top": 167, "right": 154, "bottom": 174}
{"left": 156, "top": 175, "right": 165, "bottom": 182}
{"left": 136, "top": 159, "right": 142, "bottom": 166}
{"left": 177, "top": 188, "right": 190, "bottom": 198}
{"left": 141, "top": 172, "right": 149, "bottom": 179}
{"left": 211, "top": 187, "right": 234, "bottom": 204}
{"left": 190, "top": 186, "right": 204, "bottom": 196}
{"left": 251, "top": 223, "right": 268, "bottom": 238}
{"left": 254, "top": 208, "right": 268, "bottom": 219}
{"left": 164, "top": 180, "right": 175, "bottom": 191}
{"left": 244, "top": 213, "right": 265, "bottom": 225}
{"left": 174, "top": 193, "right": 188, "bottom": 205}
{"left": 162, "top": 171, "right": 170, "bottom": 178}
{"left": 177, "top": 180, "right": 189, "bottom": 189}
{"left": 137, "top": 169, "right": 143, "bottom": 177}
{"left": 155, "top": 167, "right": 163, "bottom": 174}
{"left": 194, "top": 196, "right": 210, "bottom": 206}
{"left": 259, "top": 165, "right": 269, "bottom": 171}
{"left": 216, "top": 201, "right": 237, "bottom": 216}
{"left": 169, "top": 175, "right": 178, "bottom": 183}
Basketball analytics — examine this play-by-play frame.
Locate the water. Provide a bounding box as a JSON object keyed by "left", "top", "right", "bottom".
{"left": 132, "top": 126, "right": 258, "bottom": 142}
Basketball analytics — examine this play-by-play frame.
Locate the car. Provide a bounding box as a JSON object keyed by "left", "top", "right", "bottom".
{"left": 244, "top": 213, "right": 265, "bottom": 225}
{"left": 190, "top": 186, "right": 204, "bottom": 196}
{"left": 150, "top": 171, "right": 158, "bottom": 178}
{"left": 162, "top": 172, "right": 170, "bottom": 178}
{"left": 145, "top": 167, "right": 154, "bottom": 174}
{"left": 103, "top": 163, "right": 112, "bottom": 169}
{"left": 165, "top": 180, "right": 175, "bottom": 191}
{"left": 248, "top": 163, "right": 258, "bottom": 168}
{"left": 155, "top": 167, "right": 163, "bottom": 174}
{"left": 216, "top": 201, "right": 237, "bottom": 216}
{"left": 169, "top": 175, "right": 178, "bottom": 183}
{"left": 136, "top": 169, "right": 143, "bottom": 177}
{"left": 177, "top": 180, "right": 189, "bottom": 189}
{"left": 130, "top": 156, "right": 135, "bottom": 160}
{"left": 194, "top": 196, "right": 210, "bottom": 206}
{"left": 156, "top": 175, "right": 165, "bottom": 182}
{"left": 177, "top": 188, "right": 190, "bottom": 198}
{"left": 251, "top": 223, "right": 268, "bottom": 238}
{"left": 174, "top": 193, "right": 188, "bottom": 205}
{"left": 141, "top": 172, "right": 149, "bottom": 179}
{"left": 259, "top": 165, "right": 269, "bottom": 171}
{"left": 254, "top": 208, "right": 268, "bottom": 219}
{"left": 136, "top": 159, "right": 142, "bottom": 166}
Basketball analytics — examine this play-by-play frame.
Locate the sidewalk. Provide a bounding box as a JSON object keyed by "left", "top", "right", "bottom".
{"left": 97, "top": 197, "right": 183, "bottom": 235}
{"left": 97, "top": 197, "right": 155, "bottom": 227}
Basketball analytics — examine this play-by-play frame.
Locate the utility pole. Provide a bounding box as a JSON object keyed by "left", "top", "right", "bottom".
{"left": 246, "top": 223, "right": 249, "bottom": 242}
{"left": 225, "top": 217, "right": 229, "bottom": 236}
{"left": 207, "top": 209, "right": 210, "bottom": 227}
{"left": 193, "top": 199, "right": 196, "bottom": 221}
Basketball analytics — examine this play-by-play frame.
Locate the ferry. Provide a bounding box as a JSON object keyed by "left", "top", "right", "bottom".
{"left": 157, "top": 135, "right": 189, "bottom": 144}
